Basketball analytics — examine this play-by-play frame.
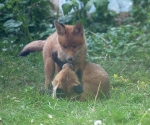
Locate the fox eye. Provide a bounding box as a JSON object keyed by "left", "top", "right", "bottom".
{"left": 72, "top": 44, "right": 77, "bottom": 48}
{"left": 62, "top": 45, "right": 67, "bottom": 49}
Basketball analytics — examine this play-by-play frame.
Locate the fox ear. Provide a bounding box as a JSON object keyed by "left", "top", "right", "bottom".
{"left": 54, "top": 21, "right": 66, "bottom": 36}
{"left": 73, "top": 22, "right": 84, "bottom": 35}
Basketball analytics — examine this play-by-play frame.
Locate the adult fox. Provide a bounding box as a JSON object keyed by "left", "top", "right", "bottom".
{"left": 19, "top": 21, "right": 87, "bottom": 89}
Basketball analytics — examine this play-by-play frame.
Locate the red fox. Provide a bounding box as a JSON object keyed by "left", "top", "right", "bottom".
{"left": 51, "top": 51, "right": 110, "bottom": 101}
{"left": 79, "top": 62, "right": 110, "bottom": 100}
{"left": 52, "top": 63, "right": 83, "bottom": 99}
{"left": 52, "top": 62, "right": 110, "bottom": 101}
{"left": 19, "top": 22, "right": 87, "bottom": 89}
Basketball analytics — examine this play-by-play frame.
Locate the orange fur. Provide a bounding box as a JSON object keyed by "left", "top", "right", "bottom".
{"left": 19, "top": 22, "right": 87, "bottom": 89}
{"left": 79, "top": 62, "right": 110, "bottom": 101}
{"left": 52, "top": 63, "right": 83, "bottom": 99}
{"left": 52, "top": 62, "right": 110, "bottom": 101}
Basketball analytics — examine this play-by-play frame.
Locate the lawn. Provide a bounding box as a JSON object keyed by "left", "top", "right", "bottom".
{"left": 0, "top": 47, "right": 150, "bottom": 125}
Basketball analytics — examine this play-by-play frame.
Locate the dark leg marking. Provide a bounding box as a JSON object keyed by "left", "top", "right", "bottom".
{"left": 76, "top": 69, "right": 82, "bottom": 82}
{"left": 51, "top": 51, "right": 66, "bottom": 69}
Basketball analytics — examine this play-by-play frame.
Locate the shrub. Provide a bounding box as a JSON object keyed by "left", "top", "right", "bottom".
{"left": 0, "top": 0, "right": 56, "bottom": 55}
{"left": 60, "top": 0, "right": 115, "bottom": 32}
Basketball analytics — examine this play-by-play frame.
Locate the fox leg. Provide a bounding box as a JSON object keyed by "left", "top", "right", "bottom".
{"left": 44, "top": 57, "right": 55, "bottom": 89}
{"left": 51, "top": 51, "right": 66, "bottom": 69}
{"left": 55, "top": 64, "right": 61, "bottom": 74}
{"left": 52, "top": 50, "right": 83, "bottom": 81}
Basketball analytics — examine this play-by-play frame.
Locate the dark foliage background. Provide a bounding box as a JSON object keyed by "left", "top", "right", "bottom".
{"left": 0, "top": 0, "right": 56, "bottom": 55}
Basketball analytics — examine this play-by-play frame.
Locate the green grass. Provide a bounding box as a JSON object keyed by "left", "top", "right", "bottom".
{"left": 0, "top": 51, "right": 150, "bottom": 125}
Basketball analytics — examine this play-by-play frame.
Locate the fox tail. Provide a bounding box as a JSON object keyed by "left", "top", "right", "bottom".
{"left": 19, "top": 40, "right": 46, "bottom": 56}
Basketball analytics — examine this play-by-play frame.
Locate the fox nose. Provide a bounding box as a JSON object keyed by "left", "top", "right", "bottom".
{"left": 68, "top": 57, "right": 73, "bottom": 61}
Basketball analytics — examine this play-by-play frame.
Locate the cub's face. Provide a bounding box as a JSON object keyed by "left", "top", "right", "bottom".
{"left": 52, "top": 63, "right": 83, "bottom": 99}
{"left": 55, "top": 21, "right": 86, "bottom": 63}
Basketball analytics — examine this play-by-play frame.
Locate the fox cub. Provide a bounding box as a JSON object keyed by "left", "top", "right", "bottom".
{"left": 19, "top": 22, "right": 87, "bottom": 90}
{"left": 52, "top": 63, "right": 83, "bottom": 99}
{"left": 51, "top": 51, "right": 110, "bottom": 101}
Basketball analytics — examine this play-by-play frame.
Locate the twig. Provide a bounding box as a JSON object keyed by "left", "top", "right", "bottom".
{"left": 94, "top": 81, "right": 101, "bottom": 107}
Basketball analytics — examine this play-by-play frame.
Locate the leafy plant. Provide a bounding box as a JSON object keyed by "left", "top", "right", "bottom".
{"left": 0, "top": 0, "right": 56, "bottom": 55}
{"left": 132, "top": 0, "right": 150, "bottom": 22}
{"left": 86, "top": 24, "right": 150, "bottom": 64}
{"left": 61, "top": 0, "right": 115, "bottom": 32}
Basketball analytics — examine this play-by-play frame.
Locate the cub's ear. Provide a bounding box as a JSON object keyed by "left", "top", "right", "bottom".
{"left": 73, "top": 22, "right": 84, "bottom": 35}
{"left": 73, "top": 84, "right": 83, "bottom": 94}
{"left": 54, "top": 21, "right": 66, "bottom": 36}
